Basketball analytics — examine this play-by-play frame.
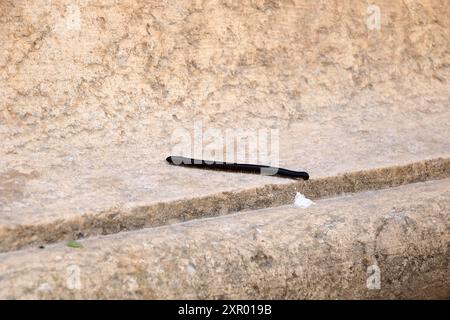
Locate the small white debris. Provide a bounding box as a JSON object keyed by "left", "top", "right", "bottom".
{"left": 294, "top": 192, "right": 315, "bottom": 208}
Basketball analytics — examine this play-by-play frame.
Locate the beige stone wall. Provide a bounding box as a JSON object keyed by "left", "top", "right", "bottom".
{"left": 1, "top": 0, "right": 449, "bottom": 154}
{"left": 0, "top": 2, "right": 449, "bottom": 299}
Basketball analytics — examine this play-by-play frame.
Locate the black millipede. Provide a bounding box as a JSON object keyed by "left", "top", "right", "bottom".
{"left": 166, "top": 156, "right": 309, "bottom": 180}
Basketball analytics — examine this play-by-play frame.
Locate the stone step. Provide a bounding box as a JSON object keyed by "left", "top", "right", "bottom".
{"left": 1, "top": 155, "right": 449, "bottom": 252}
{"left": 0, "top": 178, "right": 448, "bottom": 299}
{"left": 1, "top": 108, "right": 449, "bottom": 252}
{"left": 1, "top": 0, "right": 450, "bottom": 253}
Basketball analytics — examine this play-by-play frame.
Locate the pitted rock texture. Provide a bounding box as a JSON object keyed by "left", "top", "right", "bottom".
{"left": 1, "top": 0, "right": 450, "bottom": 252}
{"left": 1, "top": 0, "right": 449, "bottom": 300}
{"left": 1, "top": 0, "right": 449, "bottom": 155}
{"left": 0, "top": 179, "right": 448, "bottom": 299}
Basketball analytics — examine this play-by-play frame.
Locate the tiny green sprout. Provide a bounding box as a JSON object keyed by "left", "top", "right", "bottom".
{"left": 67, "top": 240, "right": 83, "bottom": 248}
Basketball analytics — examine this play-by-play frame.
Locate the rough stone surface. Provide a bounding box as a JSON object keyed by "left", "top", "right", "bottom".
{"left": 0, "top": 157, "right": 449, "bottom": 252}
{"left": 1, "top": 0, "right": 449, "bottom": 299}
{"left": 1, "top": 0, "right": 449, "bottom": 153}
{"left": 1, "top": 0, "right": 450, "bottom": 252}
{"left": 0, "top": 179, "right": 448, "bottom": 299}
